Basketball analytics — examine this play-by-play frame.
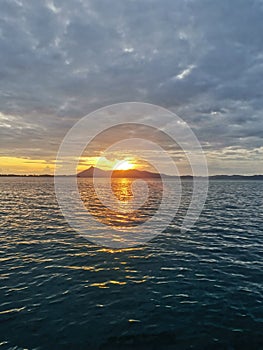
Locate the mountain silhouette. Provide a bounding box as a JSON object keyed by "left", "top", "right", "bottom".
{"left": 77, "top": 168, "right": 263, "bottom": 180}
{"left": 77, "top": 166, "right": 161, "bottom": 178}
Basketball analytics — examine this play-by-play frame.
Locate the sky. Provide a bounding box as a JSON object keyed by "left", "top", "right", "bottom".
{"left": 0, "top": 0, "right": 263, "bottom": 175}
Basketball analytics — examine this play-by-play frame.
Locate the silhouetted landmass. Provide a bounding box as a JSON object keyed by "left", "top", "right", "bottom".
{"left": 177, "top": 175, "right": 263, "bottom": 181}
{"left": 1, "top": 167, "right": 263, "bottom": 180}
{"left": 77, "top": 166, "right": 161, "bottom": 178}
{"left": 209, "top": 174, "right": 263, "bottom": 180}
{"left": 77, "top": 167, "right": 263, "bottom": 180}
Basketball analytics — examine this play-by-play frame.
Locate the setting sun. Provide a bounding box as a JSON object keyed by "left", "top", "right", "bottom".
{"left": 114, "top": 160, "right": 134, "bottom": 171}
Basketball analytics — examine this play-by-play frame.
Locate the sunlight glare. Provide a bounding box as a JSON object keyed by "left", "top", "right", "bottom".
{"left": 114, "top": 160, "right": 134, "bottom": 171}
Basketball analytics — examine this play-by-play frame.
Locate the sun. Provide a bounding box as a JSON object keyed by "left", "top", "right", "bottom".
{"left": 114, "top": 160, "right": 134, "bottom": 171}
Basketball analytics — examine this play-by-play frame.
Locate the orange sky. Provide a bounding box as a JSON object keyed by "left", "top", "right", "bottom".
{"left": 1, "top": 150, "right": 263, "bottom": 176}
{"left": 0, "top": 156, "right": 139, "bottom": 175}
{"left": 0, "top": 157, "right": 55, "bottom": 175}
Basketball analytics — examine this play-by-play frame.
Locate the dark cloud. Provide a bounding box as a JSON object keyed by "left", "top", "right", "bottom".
{"left": 0, "top": 0, "right": 262, "bottom": 173}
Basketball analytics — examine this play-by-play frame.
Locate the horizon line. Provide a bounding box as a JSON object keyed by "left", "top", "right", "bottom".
{"left": 1, "top": 174, "right": 263, "bottom": 178}
{"left": 1, "top": 166, "right": 263, "bottom": 178}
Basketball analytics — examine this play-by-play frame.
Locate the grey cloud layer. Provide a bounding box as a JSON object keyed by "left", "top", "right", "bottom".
{"left": 0, "top": 0, "right": 263, "bottom": 171}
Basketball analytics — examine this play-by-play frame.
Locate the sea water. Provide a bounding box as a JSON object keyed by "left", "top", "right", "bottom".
{"left": 0, "top": 177, "right": 262, "bottom": 349}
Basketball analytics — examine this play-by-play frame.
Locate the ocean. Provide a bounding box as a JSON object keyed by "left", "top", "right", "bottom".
{"left": 0, "top": 177, "right": 262, "bottom": 349}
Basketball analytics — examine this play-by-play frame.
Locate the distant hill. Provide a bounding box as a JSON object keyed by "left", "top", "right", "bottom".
{"left": 77, "top": 166, "right": 161, "bottom": 178}
{"left": 209, "top": 174, "right": 263, "bottom": 181}
{"left": 78, "top": 166, "right": 108, "bottom": 178}
{"left": 77, "top": 167, "right": 263, "bottom": 180}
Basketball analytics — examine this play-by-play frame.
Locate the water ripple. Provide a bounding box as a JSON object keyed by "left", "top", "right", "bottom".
{"left": 0, "top": 178, "right": 262, "bottom": 349}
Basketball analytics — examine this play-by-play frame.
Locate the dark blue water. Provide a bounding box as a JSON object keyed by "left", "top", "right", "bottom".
{"left": 0, "top": 178, "right": 262, "bottom": 349}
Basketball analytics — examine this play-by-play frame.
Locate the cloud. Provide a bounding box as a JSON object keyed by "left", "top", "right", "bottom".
{"left": 173, "top": 65, "right": 196, "bottom": 80}
{"left": 0, "top": 0, "right": 262, "bottom": 173}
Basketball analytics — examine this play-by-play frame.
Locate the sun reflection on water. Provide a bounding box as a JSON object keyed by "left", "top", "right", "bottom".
{"left": 78, "top": 178, "right": 163, "bottom": 229}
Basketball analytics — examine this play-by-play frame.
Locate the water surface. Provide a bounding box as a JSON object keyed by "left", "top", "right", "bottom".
{"left": 0, "top": 177, "right": 262, "bottom": 349}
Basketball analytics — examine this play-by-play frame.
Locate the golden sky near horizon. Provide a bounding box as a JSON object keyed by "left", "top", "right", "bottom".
{"left": 0, "top": 156, "right": 140, "bottom": 175}
{"left": 1, "top": 120, "right": 263, "bottom": 175}
{"left": 1, "top": 149, "right": 263, "bottom": 176}
{"left": 0, "top": 124, "right": 187, "bottom": 175}
{"left": 0, "top": 157, "right": 55, "bottom": 175}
